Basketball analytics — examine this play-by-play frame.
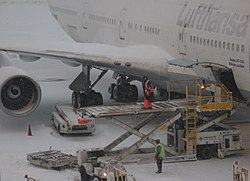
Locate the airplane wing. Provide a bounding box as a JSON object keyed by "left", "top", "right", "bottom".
{"left": 0, "top": 40, "right": 246, "bottom": 118}
{"left": 0, "top": 40, "right": 172, "bottom": 79}
{"left": 0, "top": 40, "right": 175, "bottom": 117}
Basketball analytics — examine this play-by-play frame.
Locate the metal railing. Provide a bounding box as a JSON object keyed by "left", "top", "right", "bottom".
{"left": 195, "top": 83, "right": 233, "bottom": 111}
{"left": 167, "top": 80, "right": 233, "bottom": 112}
{"left": 233, "top": 166, "right": 249, "bottom": 181}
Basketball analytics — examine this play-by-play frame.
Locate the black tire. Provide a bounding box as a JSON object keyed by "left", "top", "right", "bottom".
{"left": 86, "top": 90, "right": 96, "bottom": 106}
{"left": 93, "top": 176, "right": 100, "bottom": 181}
{"left": 80, "top": 93, "right": 87, "bottom": 107}
{"left": 57, "top": 124, "right": 64, "bottom": 135}
{"left": 130, "top": 85, "right": 138, "bottom": 102}
{"left": 94, "top": 92, "right": 103, "bottom": 105}
{"left": 57, "top": 124, "right": 61, "bottom": 134}
{"left": 199, "top": 146, "right": 212, "bottom": 160}
{"left": 113, "top": 85, "right": 122, "bottom": 101}
{"left": 108, "top": 83, "right": 116, "bottom": 99}
{"left": 72, "top": 92, "right": 81, "bottom": 109}
{"left": 211, "top": 145, "right": 218, "bottom": 157}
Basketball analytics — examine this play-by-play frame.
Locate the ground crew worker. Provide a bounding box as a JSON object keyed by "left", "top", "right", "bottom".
{"left": 233, "top": 161, "right": 241, "bottom": 181}
{"left": 154, "top": 139, "right": 165, "bottom": 173}
{"left": 79, "top": 165, "right": 89, "bottom": 181}
{"left": 143, "top": 76, "right": 154, "bottom": 109}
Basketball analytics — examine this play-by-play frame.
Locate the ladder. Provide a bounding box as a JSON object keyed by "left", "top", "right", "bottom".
{"left": 185, "top": 86, "right": 197, "bottom": 155}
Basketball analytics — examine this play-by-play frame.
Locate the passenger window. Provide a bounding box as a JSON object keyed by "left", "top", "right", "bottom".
{"left": 215, "top": 40, "right": 217, "bottom": 48}
{"left": 219, "top": 41, "right": 221, "bottom": 48}
{"left": 197, "top": 37, "right": 199, "bottom": 44}
{"left": 236, "top": 44, "right": 240, "bottom": 52}
{"left": 193, "top": 36, "right": 196, "bottom": 43}
{"left": 207, "top": 39, "right": 210, "bottom": 47}
{"left": 232, "top": 43, "right": 235, "bottom": 51}
{"left": 200, "top": 38, "right": 202, "bottom": 45}
{"left": 190, "top": 36, "right": 193, "bottom": 43}
{"left": 241, "top": 45, "right": 245, "bottom": 53}
{"left": 223, "top": 42, "right": 226, "bottom": 49}
{"left": 204, "top": 39, "right": 206, "bottom": 46}
{"left": 211, "top": 40, "right": 214, "bottom": 47}
{"left": 227, "top": 42, "right": 230, "bottom": 50}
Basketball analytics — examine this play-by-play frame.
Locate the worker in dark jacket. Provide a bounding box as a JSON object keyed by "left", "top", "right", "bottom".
{"left": 79, "top": 165, "right": 89, "bottom": 181}
{"left": 143, "top": 76, "right": 154, "bottom": 109}
{"left": 154, "top": 139, "right": 165, "bottom": 173}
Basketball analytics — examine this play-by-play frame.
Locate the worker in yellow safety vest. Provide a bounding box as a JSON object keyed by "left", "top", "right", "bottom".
{"left": 233, "top": 161, "right": 241, "bottom": 181}
{"left": 154, "top": 139, "right": 165, "bottom": 173}
{"left": 143, "top": 76, "right": 154, "bottom": 109}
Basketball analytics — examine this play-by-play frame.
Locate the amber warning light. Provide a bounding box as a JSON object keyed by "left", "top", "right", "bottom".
{"left": 200, "top": 84, "right": 205, "bottom": 90}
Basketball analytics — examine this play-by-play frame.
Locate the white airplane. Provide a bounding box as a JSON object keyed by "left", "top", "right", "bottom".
{"left": 0, "top": 0, "right": 249, "bottom": 117}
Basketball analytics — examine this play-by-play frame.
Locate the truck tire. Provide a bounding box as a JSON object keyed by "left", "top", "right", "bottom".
{"left": 200, "top": 146, "right": 212, "bottom": 160}
{"left": 130, "top": 85, "right": 138, "bottom": 102}
{"left": 93, "top": 176, "right": 100, "bottom": 181}
{"left": 57, "top": 125, "right": 62, "bottom": 135}
{"left": 94, "top": 92, "right": 103, "bottom": 105}
{"left": 113, "top": 85, "right": 122, "bottom": 102}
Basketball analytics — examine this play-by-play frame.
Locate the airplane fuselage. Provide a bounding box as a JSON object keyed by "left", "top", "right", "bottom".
{"left": 48, "top": 0, "right": 250, "bottom": 96}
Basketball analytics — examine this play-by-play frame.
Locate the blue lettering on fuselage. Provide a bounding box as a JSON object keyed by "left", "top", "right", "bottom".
{"left": 176, "top": 2, "right": 250, "bottom": 38}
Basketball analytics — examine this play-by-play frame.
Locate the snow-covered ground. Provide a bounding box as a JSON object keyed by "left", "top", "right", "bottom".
{"left": 0, "top": 2, "right": 250, "bottom": 181}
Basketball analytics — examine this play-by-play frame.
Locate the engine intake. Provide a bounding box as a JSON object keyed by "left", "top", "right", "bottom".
{"left": 0, "top": 67, "right": 41, "bottom": 117}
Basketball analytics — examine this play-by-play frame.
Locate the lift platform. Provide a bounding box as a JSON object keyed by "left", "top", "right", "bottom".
{"left": 52, "top": 81, "right": 244, "bottom": 163}
{"left": 80, "top": 100, "right": 182, "bottom": 117}
{"left": 80, "top": 82, "right": 243, "bottom": 162}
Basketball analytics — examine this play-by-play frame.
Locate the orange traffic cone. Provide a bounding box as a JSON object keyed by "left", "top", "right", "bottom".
{"left": 144, "top": 98, "right": 149, "bottom": 109}
{"left": 27, "top": 124, "right": 32, "bottom": 136}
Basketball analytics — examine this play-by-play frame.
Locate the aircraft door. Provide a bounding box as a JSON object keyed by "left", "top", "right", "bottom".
{"left": 119, "top": 8, "right": 127, "bottom": 40}
{"left": 178, "top": 26, "right": 186, "bottom": 55}
{"left": 82, "top": 0, "right": 88, "bottom": 29}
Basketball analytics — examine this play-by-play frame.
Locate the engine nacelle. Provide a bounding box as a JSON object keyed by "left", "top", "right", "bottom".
{"left": 0, "top": 66, "right": 41, "bottom": 117}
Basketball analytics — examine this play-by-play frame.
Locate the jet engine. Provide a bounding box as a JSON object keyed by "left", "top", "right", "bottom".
{"left": 0, "top": 66, "right": 41, "bottom": 117}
